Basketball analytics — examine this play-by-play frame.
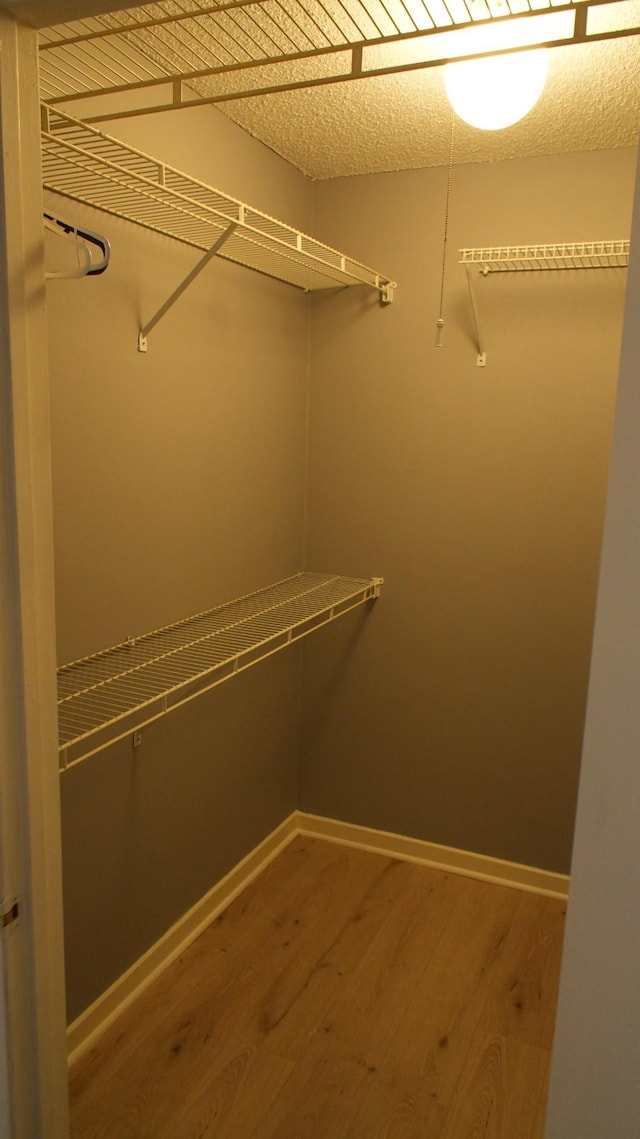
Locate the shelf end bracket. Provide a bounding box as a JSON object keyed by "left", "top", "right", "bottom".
{"left": 380, "top": 281, "right": 395, "bottom": 305}
{"left": 370, "top": 576, "right": 384, "bottom": 598}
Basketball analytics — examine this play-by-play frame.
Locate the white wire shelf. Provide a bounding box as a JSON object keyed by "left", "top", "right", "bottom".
{"left": 41, "top": 106, "right": 396, "bottom": 302}
{"left": 460, "top": 240, "right": 630, "bottom": 274}
{"left": 36, "top": 0, "right": 639, "bottom": 114}
{"left": 459, "top": 239, "right": 630, "bottom": 367}
{"left": 57, "top": 571, "right": 383, "bottom": 770}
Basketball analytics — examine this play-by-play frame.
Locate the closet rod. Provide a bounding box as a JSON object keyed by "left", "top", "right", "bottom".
{"left": 44, "top": 210, "right": 110, "bottom": 279}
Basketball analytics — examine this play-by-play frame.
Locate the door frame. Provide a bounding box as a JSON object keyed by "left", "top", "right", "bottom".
{"left": 0, "top": 16, "right": 69, "bottom": 1138}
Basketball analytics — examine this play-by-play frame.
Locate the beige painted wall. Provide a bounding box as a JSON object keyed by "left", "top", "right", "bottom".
{"left": 544, "top": 142, "right": 640, "bottom": 1139}
{"left": 301, "top": 148, "right": 635, "bottom": 873}
{"left": 50, "top": 101, "right": 637, "bottom": 1018}
{"left": 47, "top": 105, "right": 312, "bottom": 1020}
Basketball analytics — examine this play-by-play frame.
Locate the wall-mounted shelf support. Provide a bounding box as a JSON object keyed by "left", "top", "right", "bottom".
{"left": 138, "top": 222, "right": 237, "bottom": 352}
{"left": 460, "top": 241, "right": 630, "bottom": 365}
{"left": 380, "top": 280, "right": 395, "bottom": 305}
{"left": 57, "top": 572, "right": 383, "bottom": 770}
{"left": 464, "top": 264, "right": 487, "bottom": 368}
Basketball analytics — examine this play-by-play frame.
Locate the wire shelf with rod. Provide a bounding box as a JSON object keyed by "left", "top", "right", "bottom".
{"left": 57, "top": 572, "right": 383, "bottom": 771}
{"left": 41, "top": 106, "right": 396, "bottom": 308}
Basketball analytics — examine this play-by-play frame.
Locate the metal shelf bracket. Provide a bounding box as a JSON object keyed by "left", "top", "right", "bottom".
{"left": 465, "top": 264, "right": 487, "bottom": 368}
{"left": 138, "top": 222, "right": 237, "bottom": 352}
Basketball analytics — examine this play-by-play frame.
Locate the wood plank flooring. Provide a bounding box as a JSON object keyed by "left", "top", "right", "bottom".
{"left": 69, "top": 836, "right": 566, "bottom": 1138}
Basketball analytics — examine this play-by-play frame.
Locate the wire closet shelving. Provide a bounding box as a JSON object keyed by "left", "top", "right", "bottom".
{"left": 40, "top": 105, "right": 396, "bottom": 313}
{"left": 459, "top": 239, "right": 630, "bottom": 365}
{"left": 460, "top": 241, "right": 630, "bottom": 274}
{"left": 37, "top": 0, "right": 640, "bottom": 118}
{"left": 57, "top": 572, "right": 383, "bottom": 770}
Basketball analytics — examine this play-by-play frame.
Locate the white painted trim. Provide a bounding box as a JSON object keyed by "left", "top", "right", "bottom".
{"left": 296, "top": 813, "right": 570, "bottom": 900}
{"left": 0, "top": 18, "right": 70, "bottom": 1137}
{"left": 68, "top": 809, "right": 569, "bottom": 1064}
{"left": 67, "top": 812, "right": 299, "bottom": 1067}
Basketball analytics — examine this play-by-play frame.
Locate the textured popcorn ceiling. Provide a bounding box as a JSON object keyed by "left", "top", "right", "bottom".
{"left": 211, "top": 37, "right": 640, "bottom": 177}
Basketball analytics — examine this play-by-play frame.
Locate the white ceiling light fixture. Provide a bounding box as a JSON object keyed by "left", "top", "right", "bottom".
{"left": 444, "top": 48, "right": 549, "bottom": 130}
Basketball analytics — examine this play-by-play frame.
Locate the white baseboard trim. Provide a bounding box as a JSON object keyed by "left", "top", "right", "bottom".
{"left": 296, "top": 812, "right": 570, "bottom": 901}
{"left": 67, "top": 809, "right": 569, "bottom": 1064}
{"left": 66, "top": 811, "right": 299, "bottom": 1068}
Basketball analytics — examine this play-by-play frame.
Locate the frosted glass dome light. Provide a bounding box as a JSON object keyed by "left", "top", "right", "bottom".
{"left": 444, "top": 49, "right": 548, "bottom": 130}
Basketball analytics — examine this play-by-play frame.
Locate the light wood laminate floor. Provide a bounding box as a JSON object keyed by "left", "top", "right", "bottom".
{"left": 69, "top": 836, "right": 566, "bottom": 1138}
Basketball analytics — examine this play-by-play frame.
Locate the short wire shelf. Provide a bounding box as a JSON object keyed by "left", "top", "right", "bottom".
{"left": 458, "top": 239, "right": 630, "bottom": 365}
{"left": 41, "top": 106, "right": 395, "bottom": 301}
{"left": 460, "top": 241, "right": 630, "bottom": 273}
{"left": 57, "top": 571, "right": 383, "bottom": 770}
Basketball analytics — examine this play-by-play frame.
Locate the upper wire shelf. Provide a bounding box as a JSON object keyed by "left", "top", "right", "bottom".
{"left": 460, "top": 240, "right": 630, "bottom": 274}
{"left": 36, "top": 0, "right": 639, "bottom": 116}
{"left": 57, "top": 572, "right": 383, "bottom": 770}
{"left": 41, "top": 106, "right": 395, "bottom": 301}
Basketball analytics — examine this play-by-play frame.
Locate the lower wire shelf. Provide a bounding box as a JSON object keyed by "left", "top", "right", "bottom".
{"left": 57, "top": 571, "right": 383, "bottom": 771}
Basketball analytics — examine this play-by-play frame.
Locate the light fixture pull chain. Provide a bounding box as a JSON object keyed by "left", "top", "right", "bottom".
{"left": 436, "top": 108, "right": 456, "bottom": 348}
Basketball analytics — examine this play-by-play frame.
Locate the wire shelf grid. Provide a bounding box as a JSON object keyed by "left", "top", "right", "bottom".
{"left": 41, "top": 107, "right": 394, "bottom": 296}
{"left": 57, "top": 571, "right": 383, "bottom": 770}
{"left": 36, "top": 0, "right": 623, "bottom": 107}
{"left": 460, "top": 240, "right": 630, "bottom": 273}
